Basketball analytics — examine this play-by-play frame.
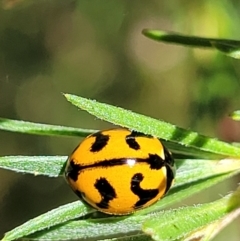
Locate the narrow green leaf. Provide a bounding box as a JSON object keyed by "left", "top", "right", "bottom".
{"left": 64, "top": 94, "right": 240, "bottom": 158}
{"left": 161, "top": 140, "right": 221, "bottom": 159}
{"left": 0, "top": 117, "right": 95, "bottom": 137}
{"left": 104, "top": 234, "right": 152, "bottom": 241}
{"left": 142, "top": 29, "right": 240, "bottom": 58}
{"left": 142, "top": 29, "right": 212, "bottom": 47}
{"left": 142, "top": 189, "right": 240, "bottom": 241}
{"left": 185, "top": 208, "right": 240, "bottom": 241}
{"left": 230, "top": 110, "right": 240, "bottom": 121}
{"left": 174, "top": 158, "right": 240, "bottom": 188}
{"left": 26, "top": 215, "right": 147, "bottom": 241}
{"left": 0, "top": 156, "right": 66, "bottom": 177}
{"left": 2, "top": 201, "right": 93, "bottom": 241}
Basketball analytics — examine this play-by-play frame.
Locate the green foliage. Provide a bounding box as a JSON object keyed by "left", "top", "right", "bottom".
{"left": 1, "top": 31, "right": 240, "bottom": 241}
{"left": 1, "top": 93, "right": 240, "bottom": 241}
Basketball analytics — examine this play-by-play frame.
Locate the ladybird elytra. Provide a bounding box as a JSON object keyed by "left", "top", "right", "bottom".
{"left": 65, "top": 128, "right": 175, "bottom": 215}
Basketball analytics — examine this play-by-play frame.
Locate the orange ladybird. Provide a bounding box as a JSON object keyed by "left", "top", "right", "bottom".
{"left": 65, "top": 128, "right": 175, "bottom": 215}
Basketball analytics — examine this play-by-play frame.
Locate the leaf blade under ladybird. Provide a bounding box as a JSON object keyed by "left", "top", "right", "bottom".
{"left": 0, "top": 117, "right": 95, "bottom": 137}
{"left": 103, "top": 234, "right": 153, "bottom": 241}
{"left": 64, "top": 94, "right": 240, "bottom": 158}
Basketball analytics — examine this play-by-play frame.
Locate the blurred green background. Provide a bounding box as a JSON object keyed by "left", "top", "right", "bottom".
{"left": 1, "top": 0, "right": 240, "bottom": 240}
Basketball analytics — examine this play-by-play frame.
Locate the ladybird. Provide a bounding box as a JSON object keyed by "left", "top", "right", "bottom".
{"left": 65, "top": 128, "right": 175, "bottom": 215}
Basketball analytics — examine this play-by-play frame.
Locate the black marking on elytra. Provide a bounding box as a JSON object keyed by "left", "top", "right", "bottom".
{"left": 147, "top": 154, "right": 165, "bottom": 170}
{"left": 131, "top": 173, "right": 159, "bottom": 208}
{"left": 126, "top": 135, "right": 140, "bottom": 150}
{"left": 65, "top": 159, "right": 82, "bottom": 181}
{"left": 126, "top": 130, "right": 154, "bottom": 150}
{"left": 90, "top": 132, "right": 110, "bottom": 152}
{"left": 94, "top": 177, "right": 116, "bottom": 209}
{"left": 68, "top": 154, "right": 166, "bottom": 173}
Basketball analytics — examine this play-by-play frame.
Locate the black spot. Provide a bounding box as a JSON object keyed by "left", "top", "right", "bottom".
{"left": 147, "top": 154, "right": 165, "bottom": 170}
{"left": 126, "top": 131, "right": 144, "bottom": 150}
{"left": 65, "top": 159, "right": 82, "bottom": 181}
{"left": 126, "top": 130, "right": 154, "bottom": 150}
{"left": 126, "top": 136, "right": 140, "bottom": 150}
{"left": 131, "top": 173, "right": 159, "bottom": 208}
{"left": 91, "top": 132, "right": 109, "bottom": 152}
{"left": 94, "top": 177, "right": 117, "bottom": 209}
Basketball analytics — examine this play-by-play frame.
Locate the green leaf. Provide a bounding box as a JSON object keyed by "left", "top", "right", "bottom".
{"left": 2, "top": 95, "right": 240, "bottom": 241}
{"left": 142, "top": 29, "right": 240, "bottom": 59}
{"left": 0, "top": 117, "right": 95, "bottom": 137}
{"left": 3, "top": 158, "right": 240, "bottom": 241}
{"left": 64, "top": 94, "right": 240, "bottom": 158}
{"left": 142, "top": 188, "right": 240, "bottom": 241}
{"left": 25, "top": 216, "right": 146, "bottom": 241}
{"left": 185, "top": 208, "right": 240, "bottom": 241}
{"left": 103, "top": 235, "right": 153, "bottom": 241}
{"left": 230, "top": 110, "right": 240, "bottom": 121}
{"left": 0, "top": 156, "right": 66, "bottom": 177}
{"left": 2, "top": 201, "right": 93, "bottom": 241}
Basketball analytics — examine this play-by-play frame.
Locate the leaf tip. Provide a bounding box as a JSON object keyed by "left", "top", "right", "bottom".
{"left": 142, "top": 29, "right": 154, "bottom": 37}
{"left": 142, "top": 29, "right": 167, "bottom": 42}
{"left": 142, "top": 29, "right": 160, "bottom": 38}
{"left": 63, "top": 93, "right": 73, "bottom": 103}
{"left": 62, "top": 92, "right": 68, "bottom": 98}
{"left": 141, "top": 28, "right": 149, "bottom": 36}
